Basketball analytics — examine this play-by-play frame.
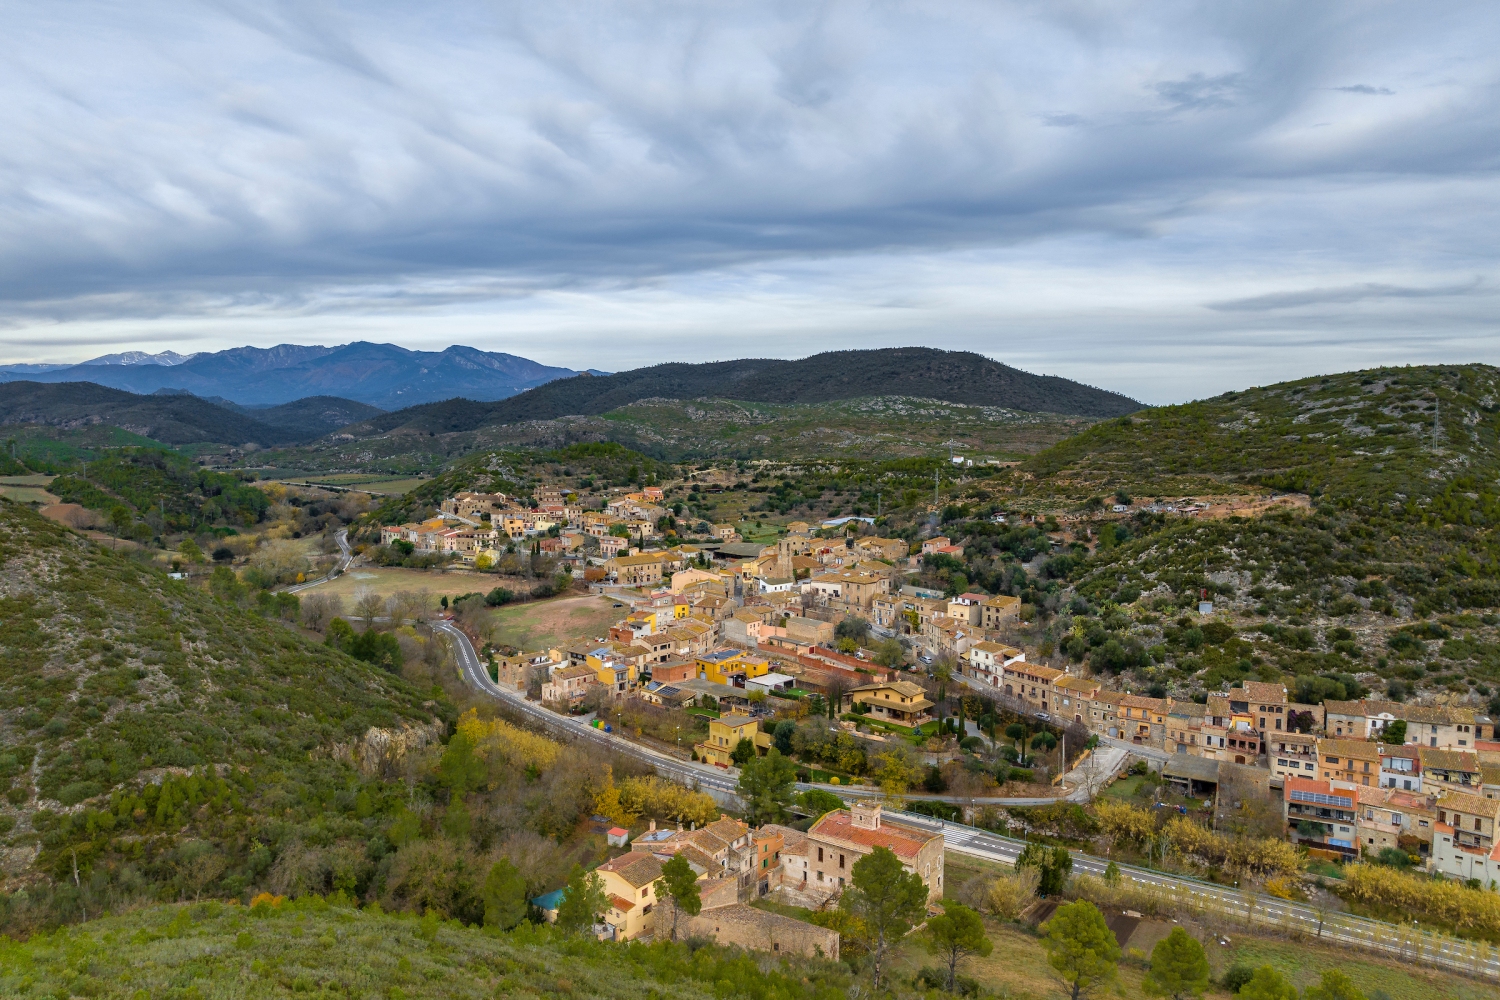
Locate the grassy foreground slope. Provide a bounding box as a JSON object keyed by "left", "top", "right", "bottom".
{"left": 0, "top": 899, "right": 850, "bottom": 1000}
{"left": 0, "top": 500, "right": 438, "bottom": 897}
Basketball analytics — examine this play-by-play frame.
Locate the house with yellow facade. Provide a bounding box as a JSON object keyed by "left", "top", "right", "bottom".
{"left": 585, "top": 646, "right": 638, "bottom": 697}
{"left": 594, "top": 853, "right": 663, "bottom": 941}
{"left": 695, "top": 649, "right": 772, "bottom": 686}
{"left": 696, "top": 715, "right": 773, "bottom": 766}
{"left": 844, "top": 680, "right": 934, "bottom": 729}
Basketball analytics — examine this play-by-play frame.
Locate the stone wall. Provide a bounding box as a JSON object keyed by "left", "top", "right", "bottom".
{"left": 678, "top": 903, "right": 839, "bottom": 960}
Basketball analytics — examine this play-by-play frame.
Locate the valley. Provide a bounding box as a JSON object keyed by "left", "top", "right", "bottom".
{"left": 5, "top": 355, "right": 1500, "bottom": 997}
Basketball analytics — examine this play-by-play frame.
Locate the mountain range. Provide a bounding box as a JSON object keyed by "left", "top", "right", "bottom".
{"left": 0, "top": 342, "right": 583, "bottom": 409}
{"left": 0, "top": 382, "right": 380, "bottom": 447}
{"left": 342, "top": 347, "right": 1142, "bottom": 437}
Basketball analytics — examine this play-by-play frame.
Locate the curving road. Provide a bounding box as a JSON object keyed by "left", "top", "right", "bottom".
{"left": 431, "top": 618, "right": 742, "bottom": 799}
{"left": 285, "top": 528, "right": 351, "bottom": 594}
{"left": 434, "top": 617, "right": 1498, "bottom": 981}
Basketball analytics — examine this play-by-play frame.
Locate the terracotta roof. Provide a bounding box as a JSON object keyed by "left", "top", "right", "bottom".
{"left": 1239, "top": 681, "right": 1288, "bottom": 704}
{"left": 1322, "top": 700, "right": 1367, "bottom": 717}
{"left": 1317, "top": 738, "right": 1383, "bottom": 761}
{"left": 608, "top": 895, "right": 636, "bottom": 913}
{"left": 1120, "top": 694, "right": 1170, "bottom": 712}
{"left": 597, "top": 853, "right": 663, "bottom": 888}
{"left": 1404, "top": 704, "right": 1474, "bottom": 725}
{"left": 851, "top": 679, "right": 927, "bottom": 699}
{"left": 1056, "top": 675, "right": 1102, "bottom": 695}
{"left": 808, "top": 810, "right": 940, "bottom": 860}
{"left": 1437, "top": 790, "right": 1500, "bottom": 818}
{"left": 1007, "top": 662, "right": 1064, "bottom": 682}
{"left": 1420, "top": 748, "right": 1479, "bottom": 772}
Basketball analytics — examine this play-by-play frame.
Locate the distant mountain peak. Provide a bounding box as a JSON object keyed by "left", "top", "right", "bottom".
{"left": 81, "top": 350, "right": 198, "bottom": 366}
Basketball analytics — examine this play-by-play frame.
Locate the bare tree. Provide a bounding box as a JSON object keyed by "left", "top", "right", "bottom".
{"left": 353, "top": 587, "right": 385, "bottom": 625}
{"left": 301, "top": 592, "right": 344, "bottom": 632}
{"left": 388, "top": 588, "right": 432, "bottom": 625}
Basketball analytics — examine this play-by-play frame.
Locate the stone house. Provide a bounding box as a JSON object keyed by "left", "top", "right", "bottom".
{"left": 805, "top": 803, "right": 944, "bottom": 902}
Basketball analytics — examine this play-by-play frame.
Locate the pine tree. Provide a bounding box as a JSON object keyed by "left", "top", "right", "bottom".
{"left": 1142, "top": 927, "right": 1210, "bottom": 999}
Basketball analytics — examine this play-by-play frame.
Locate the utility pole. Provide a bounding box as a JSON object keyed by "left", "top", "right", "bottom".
{"left": 1433, "top": 399, "right": 1440, "bottom": 453}
{"left": 934, "top": 469, "right": 940, "bottom": 506}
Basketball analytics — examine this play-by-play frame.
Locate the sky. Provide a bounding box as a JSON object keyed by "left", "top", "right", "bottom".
{"left": 1, "top": 2, "right": 1497, "bottom": 404}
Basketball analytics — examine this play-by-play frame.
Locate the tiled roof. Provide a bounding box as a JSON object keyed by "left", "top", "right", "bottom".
{"left": 808, "top": 810, "right": 940, "bottom": 860}
{"left": 851, "top": 679, "right": 927, "bottom": 699}
{"left": 1437, "top": 790, "right": 1500, "bottom": 817}
{"left": 1317, "top": 738, "right": 1382, "bottom": 761}
{"left": 1420, "top": 748, "right": 1478, "bottom": 772}
{"left": 597, "top": 853, "right": 663, "bottom": 888}
{"left": 1240, "top": 681, "right": 1288, "bottom": 703}
{"left": 1322, "top": 700, "right": 1367, "bottom": 716}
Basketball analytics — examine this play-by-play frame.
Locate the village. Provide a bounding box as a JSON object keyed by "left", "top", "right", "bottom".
{"left": 375, "top": 484, "right": 1500, "bottom": 953}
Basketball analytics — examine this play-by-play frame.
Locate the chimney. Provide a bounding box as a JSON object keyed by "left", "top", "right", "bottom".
{"left": 851, "top": 801, "right": 882, "bottom": 831}
{"left": 649, "top": 819, "right": 656, "bottom": 833}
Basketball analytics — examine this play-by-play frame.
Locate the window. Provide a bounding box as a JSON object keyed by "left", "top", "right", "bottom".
{"left": 817, "top": 847, "right": 824, "bottom": 862}
{"left": 838, "top": 854, "right": 845, "bottom": 869}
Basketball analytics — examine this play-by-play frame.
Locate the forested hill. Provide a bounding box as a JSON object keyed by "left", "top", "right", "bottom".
{"left": 0, "top": 501, "right": 438, "bottom": 906}
{"left": 344, "top": 347, "right": 1143, "bottom": 436}
{"left": 0, "top": 381, "right": 301, "bottom": 448}
{"left": 1025, "top": 364, "right": 1500, "bottom": 522}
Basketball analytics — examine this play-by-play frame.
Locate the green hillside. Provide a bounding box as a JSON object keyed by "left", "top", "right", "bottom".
{"left": 1026, "top": 363, "right": 1500, "bottom": 521}
{"left": 0, "top": 501, "right": 440, "bottom": 927}
{"left": 0, "top": 899, "right": 851, "bottom": 1000}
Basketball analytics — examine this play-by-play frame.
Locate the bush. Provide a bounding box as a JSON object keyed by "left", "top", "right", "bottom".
{"left": 484, "top": 587, "right": 514, "bottom": 607}
{"left": 1222, "top": 963, "right": 1255, "bottom": 993}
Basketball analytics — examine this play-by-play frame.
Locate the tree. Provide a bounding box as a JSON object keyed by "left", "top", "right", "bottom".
{"left": 1005, "top": 723, "right": 1029, "bottom": 758}
{"left": 872, "top": 638, "right": 906, "bottom": 669}
{"left": 1041, "top": 899, "right": 1121, "bottom": 1000}
{"left": 738, "top": 748, "right": 798, "bottom": 824}
{"left": 730, "top": 737, "right": 757, "bottom": 766}
{"left": 1303, "top": 969, "right": 1366, "bottom": 1000}
{"left": 1142, "top": 927, "right": 1210, "bottom": 999}
{"left": 555, "top": 866, "right": 608, "bottom": 935}
{"left": 438, "top": 730, "right": 485, "bottom": 798}
{"left": 1236, "top": 966, "right": 1298, "bottom": 1000}
{"left": 177, "top": 538, "right": 204, "bottom": 563}
{"left": 841, "top": 845, "right": 928, "bottom": 990}
{"left": 796, "top": 788, "right": 844, "bottom": 818}
{"left": 772, "top": 719, "right": 796, "bottom": 755}
{"left": 924, "top": 903, "right": 992, "bottom": 992}
{"left": 835, "top": 616, "right": 871, "bottom": 645}
{"left": 482, "top": 858, "right": 528, "bottom": 930}
{"left": 654, "top": 854, "right": 701, "bottom": 941}
{"left": 1018, "top": 842, "right": 1073, "bottom": 896}
{"left": 1380, "top": 720, "right": 1407, "bottom": 745}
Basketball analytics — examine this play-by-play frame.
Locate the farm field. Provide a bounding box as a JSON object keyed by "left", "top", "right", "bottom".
{"left": 486, "top": 593, "right": 628, "bottom": 650}
{"left": 286, "top": 473, "right": 433, "bottom": 495}
{"left": 0, "top": 473, "right": 58, "bottom": 504}
{"left": 316, "top": 565, "right": 495, "bottom": 604}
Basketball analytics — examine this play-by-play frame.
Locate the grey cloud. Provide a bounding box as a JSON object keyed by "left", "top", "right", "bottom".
{"left": 1152, "top": 72, "right": 1244, "bottom": 111}
{"left": 1335, "top": 84, "right": 1395, "bottom": 95}
{"left": 1207, "top": 279, "right": 1490, "bottom": 312}
{"left": 0, "top": 0, "right": 1494, "bottom": 393}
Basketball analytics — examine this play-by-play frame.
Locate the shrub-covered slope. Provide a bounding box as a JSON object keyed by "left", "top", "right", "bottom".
{"left": 0, "top": 899, "right": 850, "bottom": 1000}
{"left": 0, "top": 501, "right": 437, "bottom": 890}
{"left": 1025, "top": 364, "right": 1500, "bottom": 520}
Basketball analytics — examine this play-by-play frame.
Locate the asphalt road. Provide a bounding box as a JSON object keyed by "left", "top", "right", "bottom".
{"left": 431, "top": 618, "right": 743, "bottom": 799}
{"left": 284, "top": 528, "right": 351, "bottom": 594}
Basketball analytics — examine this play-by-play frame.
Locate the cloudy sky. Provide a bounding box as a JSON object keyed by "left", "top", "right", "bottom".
{"left": 2, "top": 2, "right": 1497, "bottom": 403}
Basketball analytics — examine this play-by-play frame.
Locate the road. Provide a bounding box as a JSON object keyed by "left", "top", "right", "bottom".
{"left": 434, "top": 618, "right": 1124, "bottom": 808}
{"left": 431, "top": 619, "right": 743, "bottom": 800}
{"left": 894, "top": 810, "right": 1500, "bottom": 981}
{"left": 284, "top": 529, "right": 351, "bottom": 594}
